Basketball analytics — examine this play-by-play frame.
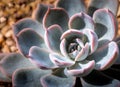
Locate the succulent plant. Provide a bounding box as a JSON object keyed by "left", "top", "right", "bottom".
{"left": 0, "top": 0, "right": 120, "bottom": 87}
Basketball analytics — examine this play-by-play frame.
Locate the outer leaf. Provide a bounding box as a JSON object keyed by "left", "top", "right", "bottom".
{"left": 69, "top": 12, "right": 94, "bottom": 30}
{"left": 0, "top": 53, "right": 36, "bottom": 78}
{"left": 0, "top": 53, "right": 11, "bottom": 82}
{"left": 16, "top": 28, "right": 45, "bottom": 56}
{"left": 66, "top": 60, "right": 95, "bottom": 77}
{"left": 12, "top": 68, "right": 51, "bottom": 87}
{"left": 43, "top": 8, "right": 69, "bottom": 31}
{"left": 56, "top": 0, "right": 86, "bottom": 17}
{"left": 93, "top": 9, "right": 118, "bottom": 41}
{"left": 44, "top": 25, "right": 63, "bottom": 53}
{"left": 87, "top": 41, "right": 119, "bottom": 70}
{"left": 81, "top": 70, "right": 120, "bottom": 87}
{"left": 29, "top": 46, "right": 58, "bottom": 69}
{"left": 0, "top": 53, "right": 9, "bottom": 60}
{"left": 0, "top": 71, "right": 11, "bottom": 82}
{"left": 32, "top": 4, "right": 53, "bottom": 23}
{"left": 87, "top": 0, "right": 119, "bottom": 16}
{"left": 12, "top": 18, "right": 44, "bottom": 37}
{"left": 41, "top": 74, "right": 75, "bottom": 87}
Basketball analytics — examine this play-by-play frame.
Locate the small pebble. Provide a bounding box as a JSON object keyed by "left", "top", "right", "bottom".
{"left": 10, "top": 46, "right": 17, "bottom": 52}
{"left": 0, "top": 17, "right": 6, "bottom": 23}
{"left": 4, "top": 30, "right": 13, "bottom": 38}
{"left": 5, "top": 38, "right": 14, "bottom": 46}
{"left": 2, "top": 45, "right": 10, "bottom": 53}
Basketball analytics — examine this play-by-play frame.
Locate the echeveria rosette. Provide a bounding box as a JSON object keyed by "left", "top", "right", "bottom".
{"left": 11, "top": 0, "right": 120, "bottom": 87}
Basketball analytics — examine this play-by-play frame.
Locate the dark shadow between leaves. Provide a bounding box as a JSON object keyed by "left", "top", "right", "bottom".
{"left": 82, "top": 70, "right": 113, "bottom": 86}
{"left": 87, "top": 6, "right": 98, "bottom": 17}
{"left": 94, "top": 23, "right": 107, "bottom": 39}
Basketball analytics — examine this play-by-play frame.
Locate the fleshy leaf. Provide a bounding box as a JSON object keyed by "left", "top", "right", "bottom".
{"left": 83, "top": 29, "right": 98, "bottom": 54}
{"left": 115, "top": 39, "right": 120, "bottom": 64}
{"left": 43, "top": 8, "right": 69, "bottom": 31}
{"left": 32, "top": 4, "right": 53, "bottom": 23}
{"left": 12, "top": 18, "right": 44, "bottom": 37}
{"left": 69, "top": 12, "right": 94, "bottom": 30}
{"left": 75, "top": 43, "right": 89, "bottom": 61}
{"left": 41, "top": 74, "right": 75, "bottom": 87}
{"left": 0, "top": 53, "right": 36, "bottom": 78}
{"left": 60, "top": 39, "right": 69, "bottom": 58}
{"left": 0, "top": 53, "right": 9, "bottom": 60}
{"left": 87, "top": 41, "right": 119, "bottom": 70}
{"left": 0, "top": 71, "right": 11, "bottom": 82}
{"left": 66, "top": 60, "right": 95, "bottom": 77}
{"left": 61, "top": 29, "right": 84, "bottom": 40}
{"left": 16, "top": 28, "right": 45, "bottom": 56}
{"left": 29, "top": 46, "right": 58, "bottom": 69}
{"left": 82, "top": 70, "right": 120, "bottom": 87}
{"left": 13, "top": 68, "right": 51, "bottom": 87}
{"left": 49, "top": 53, "right": 74, "bottom": 67}
{"left": 45, "top": 25, "right": 63, "bottom": 53}
{"left": 93, "top": 9, "right": 118, "bottom": 41}
{"left": 56, "top": 0, "right": 86, "bottom": 17}
{"left": 87, "top": 0, "right": 119, "bottom": 17}
{"left": 0, "top": 53, "right": 11, "bottom": 82}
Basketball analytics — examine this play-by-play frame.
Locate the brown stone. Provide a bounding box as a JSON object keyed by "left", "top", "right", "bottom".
{"left": 4, "top": 30, "right": 13, "bottom": 38}
{"left": 10, "top": 45, "right": 17, "bottom": 52}
{"left": 0, "top": 33, "right": 4, "bottom": 43}
{"left": 0, "top": 17, "right": 6, "bottom": 23}
{"left": 2, "top": 45, "right": 10, "bottom": 53}
{"left": 5, "top": 38, "right": 14, "bottom": 46}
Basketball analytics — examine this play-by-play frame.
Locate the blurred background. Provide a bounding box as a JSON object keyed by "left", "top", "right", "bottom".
{"left": 0, "top": 0, "right": 120, "bottom": 53}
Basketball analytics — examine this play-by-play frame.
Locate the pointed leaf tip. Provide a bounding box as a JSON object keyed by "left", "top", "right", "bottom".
{"left": 87, "top": 0, "right": 119, "bottom": 16}
{"left": 56, "top": 0, "right": 86, "bottom": 17}
{"left": 43, "top": 8, "right": 69, "bottom": 31}
{"left": 12, "top": 18, "right": 44, "bottom": 37}
{"left": 93, "top": 9, "right": 118, "bottom": 41}
{"left": 69, "top": 12, "right": 94, "bottom": 30}
{"left": 32, "top": 4, "right": 53, "bottom": 23}
{"left": 41, "top": 74, "right": 75, "bottom": 87}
